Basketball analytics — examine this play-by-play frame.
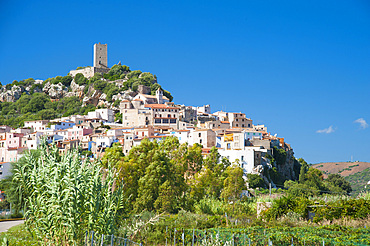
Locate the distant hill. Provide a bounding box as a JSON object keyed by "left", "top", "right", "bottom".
{"left": 312, "top": 162, "right": 370, "bottom": 196}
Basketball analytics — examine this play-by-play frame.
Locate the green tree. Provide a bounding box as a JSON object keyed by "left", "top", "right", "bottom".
{"left": 247, "top": 173, "right": 266, "bottom": 189}
{"left": 101, "top": 143, "right": 125, "bottom": 169}
{"left": 74, "top": 73, "right": 88, "bottom": 86}
{"left": 190, "top": 147, "right": 230, "bottom": 201}
{"left": 325, "top": 173, "right": 352, "bottom": 194}
{"left": 273, "top": 146, "right": 287, "bottom": 166}
{"left": 28, "top": 93, "right": 50, "bottom": 113}
{"left": 61, "top": 75, "right": 72, "bottom": 87}
{"left": 221, "top": 164, "right": 246, "bottom": 201}
{"left": 298, "top": 158, "right": 309, "bottom": 183}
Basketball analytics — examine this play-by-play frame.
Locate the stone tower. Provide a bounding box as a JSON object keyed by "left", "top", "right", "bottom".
{"left": 93, "top": 43, "right": 108, "bottom": 68}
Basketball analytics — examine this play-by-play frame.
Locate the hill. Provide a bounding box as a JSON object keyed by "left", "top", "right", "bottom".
{"left": 0, "top": 64, "right": 172, "bottom": 128}
{"left": 312, "top": 162, "right": 370, "bottom": 196}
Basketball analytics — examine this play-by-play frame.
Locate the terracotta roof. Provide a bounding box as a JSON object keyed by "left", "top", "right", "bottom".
{"left": 220, "top": 121, "right": 230, "bottom": 124}
{"left": 144, "top": 104, "right": 179, "bottom": 109}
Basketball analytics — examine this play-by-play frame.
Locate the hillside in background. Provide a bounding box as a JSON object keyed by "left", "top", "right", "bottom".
{"left": 312, "top": 162, "right": 370, "bottom": 196}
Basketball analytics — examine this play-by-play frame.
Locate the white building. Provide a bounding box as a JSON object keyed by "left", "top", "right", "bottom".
{"left": 24, "top": 120, "right": 49, "bottom": 132}
{"left": 219, "top": 146, "right": 267, "bottom": 175}
{"left": 170, "top": 130, "right": 190, "bottom": 145}
{"left": 88, "top": 109, "right": 114, "bottom": 123}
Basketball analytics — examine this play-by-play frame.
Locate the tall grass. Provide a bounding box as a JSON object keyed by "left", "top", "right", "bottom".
{"left": 13, "top": 140, "right": 124, "bottom": 245}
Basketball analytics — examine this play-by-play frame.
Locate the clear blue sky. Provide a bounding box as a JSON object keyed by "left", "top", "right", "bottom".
{"left": 0, "top": 0, "right": 369, "bottom": 164}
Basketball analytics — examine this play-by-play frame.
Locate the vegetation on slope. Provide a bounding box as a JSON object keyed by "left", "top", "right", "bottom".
{"left": 0, "top": 64, "right": 173, "bottom": 128}
{"left": 345, "top": 167, "right": 370, "bottom": 196}
{"left": 0, "top": 93, "right": 95, "bottom": 128}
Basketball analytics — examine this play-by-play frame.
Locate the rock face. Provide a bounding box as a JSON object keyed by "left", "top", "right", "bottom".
{"left": 68, "top": 80, "right": 85, "bottom": 97}
{"left": 82, "top": 90, "right": 102, "bottom": 106}
{"left": 112, "top": 91, "right": 134, "bottom": 102}
{"left": 0, "top": 85, "right": 24, "bottom": 102}
{"left": 275, "top": 148, "right": 297, "bottom": 181}
{"left": 43, "top": 82, "right": 67, "bottom": 99}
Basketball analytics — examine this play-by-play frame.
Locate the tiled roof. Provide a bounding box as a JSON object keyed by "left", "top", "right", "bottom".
{"left": 144, "top": 104, "right": 179, "bottom": 109}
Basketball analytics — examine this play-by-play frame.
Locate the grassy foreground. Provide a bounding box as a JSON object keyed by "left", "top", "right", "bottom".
{"left": 1, "top": 222, "right": 369, "bottom": 246}
{"left": 0, "top": 224, "right": 38, "bottom": 246}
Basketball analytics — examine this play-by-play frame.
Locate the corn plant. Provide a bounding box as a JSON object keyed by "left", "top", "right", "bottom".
{"left": 12, "top": 139, "right": 124, "bottom": 245}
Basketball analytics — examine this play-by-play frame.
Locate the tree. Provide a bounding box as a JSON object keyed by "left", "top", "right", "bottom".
{"left": 61, "top": 75, "right": 72, "bottom": 87}
{"left": 107, "top": 64, "right": 130, "bottom": 77}
{"left": 36, "top": 109, "right": 57, "bottom": 120}
{"left": 101, "top": 143, "right": 124, "bottom": 169}
{"left": 190, "top": 147, "right": 230, "bottom": 201}
{"left": 273, "top": 146, "right": 287, "bottom": 166}
{"left": 298, "top": 158, "right": 309, "bottom": 183}
{"left": 247, "top": 173, "right": 266, "bottom": 189}
{"left": 221, "top": 164, "right": 246, "bottom": 201}
{"left": 28, "top": 93, "right": 50, "bottom": 113}
{"left": 325, "top": 173, "right": 352, "bottom": 194}
{"left": 74, "top": 73, "right": 88, "bottom": 86}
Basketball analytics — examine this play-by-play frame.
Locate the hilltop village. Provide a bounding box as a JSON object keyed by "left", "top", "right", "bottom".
{"left": 0, "top": 43, "right": 299, "bottom": 185}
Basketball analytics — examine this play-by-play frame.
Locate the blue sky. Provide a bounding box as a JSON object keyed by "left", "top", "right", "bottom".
{"left": 0, "top": 0, "right": 369, "bottom": 164}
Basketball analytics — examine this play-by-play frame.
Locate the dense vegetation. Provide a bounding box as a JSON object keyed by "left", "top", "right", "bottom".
{"left": 1, "top": 136, "right": 369, "bottom": 245}
{"left": 102, "top": 137, "right": 245, "bottom": 214}
{"left": 2, "top": 140, "right": 123, "bottom": 245}
{"left": 0, "top": 93, "right": 95, "bottom": 128}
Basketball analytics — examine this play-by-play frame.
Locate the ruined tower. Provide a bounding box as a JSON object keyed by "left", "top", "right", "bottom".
{"left": 93, "top": 43, "right": 108, "bottom": 68}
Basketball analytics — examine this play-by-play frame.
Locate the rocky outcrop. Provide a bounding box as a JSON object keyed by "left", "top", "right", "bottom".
{"left": 112, "top": 91, "right": 135, "bottom": 102}
{"left": 82, "top": 90, "right": 102, "bottom": 106}
{"left": 43, "top": 82, "right": 67, "bottom": 99}
{"left": 0, "top": 85, "right": 24, "bottom": 102}
{"left": 68, "top": 80, "right": 85, "bottom": 97}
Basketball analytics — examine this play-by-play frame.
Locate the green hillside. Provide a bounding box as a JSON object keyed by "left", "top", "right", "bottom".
{"left": 0, "top": 64, "right": 172, "bottom": 128}
{"left": 345, "top": 167, "right": 370, "bottom": 196}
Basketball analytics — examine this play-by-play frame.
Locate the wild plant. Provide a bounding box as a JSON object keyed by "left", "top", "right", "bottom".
{"left": 12, "top": 139, "right": 124, "bottom": 245}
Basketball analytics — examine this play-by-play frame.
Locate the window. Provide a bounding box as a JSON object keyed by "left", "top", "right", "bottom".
{"left": 227, "top": 143, "right": 231, "bottom": 149}
{"left": 198, "top": 133, "right": 201, "bottom": 137}
{"left": 248, "top": 124, "right": 251, "bottom": 127}
{"left": 162, "top": 119, "right": 169, "bottom": 123}
{"left": 170, "top": 119, "right": 176, "bottom": 123}
{"left": 168, "top": 114, "right": 171, "bottom": 118}
{"left": 200, "top": 139, "right": 202, "bottom": 144}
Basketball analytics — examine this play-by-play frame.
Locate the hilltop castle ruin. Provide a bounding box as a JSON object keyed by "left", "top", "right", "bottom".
{"left": 69, "top": 43, "right": 110, "bottom": 78}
